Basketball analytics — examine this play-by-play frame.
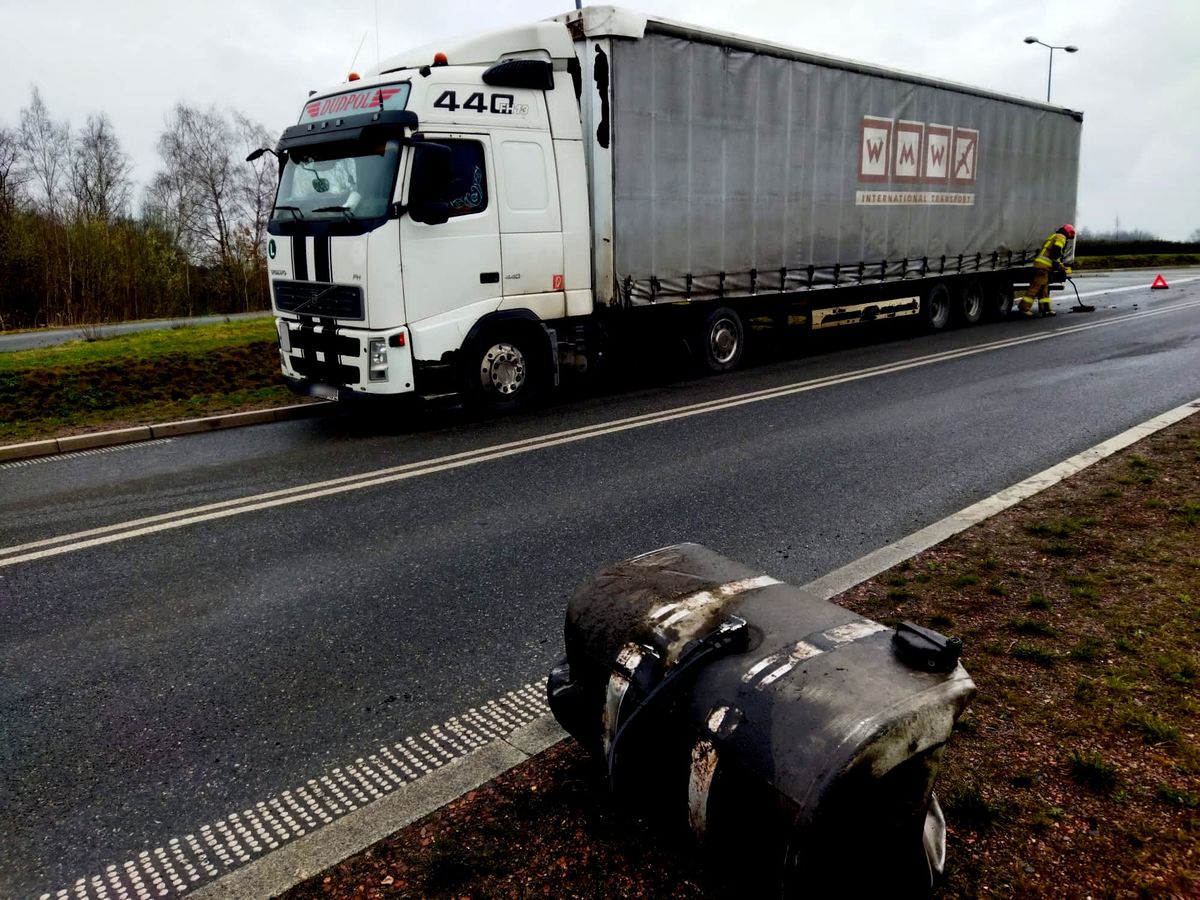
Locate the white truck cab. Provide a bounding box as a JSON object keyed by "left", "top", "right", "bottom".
{"left": 266, "top": 21, "right": 591, "bottom": 407}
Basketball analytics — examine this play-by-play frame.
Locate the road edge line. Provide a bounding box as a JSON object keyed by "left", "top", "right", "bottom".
{"left": 803, "top": 397, "right": 1200, "bottom": 600}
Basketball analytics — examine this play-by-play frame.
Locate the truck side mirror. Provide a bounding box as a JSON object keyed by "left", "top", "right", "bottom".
{"left": 408, "top": 142, "right": 452, "bottom": 225}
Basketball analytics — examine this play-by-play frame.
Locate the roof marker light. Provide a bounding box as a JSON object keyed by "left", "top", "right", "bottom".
{"left": 433, "top": 52, "right": 448, "bottom": 66}
{"left": 348, "top": 72, "right": 361, "bottom": 81}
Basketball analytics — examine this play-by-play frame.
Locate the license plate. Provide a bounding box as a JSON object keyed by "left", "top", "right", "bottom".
{"left": 311, "top": 384, "right": 339, "bottom": 401}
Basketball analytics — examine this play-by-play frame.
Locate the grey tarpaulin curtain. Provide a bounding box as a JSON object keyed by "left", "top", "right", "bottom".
{"left": 610, "top": 33, "right": 1080, "bottom": 305}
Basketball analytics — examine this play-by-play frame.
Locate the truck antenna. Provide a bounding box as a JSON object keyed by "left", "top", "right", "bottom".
{"left": 349, "top": 30, "right": 368, "bottom": 77}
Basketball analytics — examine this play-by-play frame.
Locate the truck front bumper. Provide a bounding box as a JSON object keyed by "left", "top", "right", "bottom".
{"left": 277, "top": 318, "right": 415, "bottom": 397}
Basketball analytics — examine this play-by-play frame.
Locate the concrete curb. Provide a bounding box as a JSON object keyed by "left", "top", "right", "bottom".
{"left": 0, "top": 402, "right": 330, "bottom": 463}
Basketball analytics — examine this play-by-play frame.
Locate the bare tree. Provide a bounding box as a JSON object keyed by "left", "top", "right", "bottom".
{"left": 234, "top": 113, "right": 277, "bottom": 264}
{"left": 0, "top": 126, "right": 27, "bottom": 216}
{"left": 18, "top": 87, "right": 70, "bottom": 216}
{"left": 70, "top": 113, "right": 132, "bottom": 222}
{"left": 153, "top": 104, "right": 238, "bottom": 269}
{"left": 150, "top": 104, "right": 274, "bottom": 310}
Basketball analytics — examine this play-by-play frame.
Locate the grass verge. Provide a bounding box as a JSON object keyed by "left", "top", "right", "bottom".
{"left": 0, "top": 319, "right": 304, "bottom": 443}
{"left": 283, "top": 416, "right": 1200, "bottom": 899}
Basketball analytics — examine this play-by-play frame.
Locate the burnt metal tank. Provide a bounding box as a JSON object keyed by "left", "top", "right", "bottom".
{"left": 548, "top": 543, "right": 975, "bottom": 896}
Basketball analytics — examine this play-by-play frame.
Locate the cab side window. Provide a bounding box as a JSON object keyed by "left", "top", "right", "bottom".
{"left": 443, "top": 140, "right": 488, "bottom": 217}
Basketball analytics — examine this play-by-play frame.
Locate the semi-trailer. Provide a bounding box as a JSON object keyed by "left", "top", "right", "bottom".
{"left": 259, "top": 5, "right": 1082, "bottom": 409}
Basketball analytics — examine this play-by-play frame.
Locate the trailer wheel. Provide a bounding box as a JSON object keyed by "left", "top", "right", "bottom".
{"left": 956, "top": 280, "right": 984, "bottom": 325}
{"left": 697, "top": 306, "right": 745, "bottom": 373}
{"left": 990, "top": 281, "right": 1015, "bottom": 320}
{"left": 922, "top": 284, "right": 951, "bottom": 331}
{"left": 469, "top": 332, "right": 542, "bottom": 411}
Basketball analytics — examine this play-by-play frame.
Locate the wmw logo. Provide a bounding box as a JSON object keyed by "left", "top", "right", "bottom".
{"left": 858, "top": 116, "right": 978, "bottom": 185}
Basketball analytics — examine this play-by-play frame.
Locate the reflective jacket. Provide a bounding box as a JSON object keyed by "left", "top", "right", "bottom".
{"left": 1033, "top": 231, "right": 1068, "bottom": 270}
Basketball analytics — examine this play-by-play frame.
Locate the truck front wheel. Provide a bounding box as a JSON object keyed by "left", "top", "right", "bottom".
{"left": 697, "top": 306, "right": 745, "bottom": 373}
{"left": 470, "top": 334, "right": 540, "bottom": 411}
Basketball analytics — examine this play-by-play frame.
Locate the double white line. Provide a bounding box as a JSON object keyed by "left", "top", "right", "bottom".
{"left": 4, "top": 298, "right": 1199, "bottom": 570}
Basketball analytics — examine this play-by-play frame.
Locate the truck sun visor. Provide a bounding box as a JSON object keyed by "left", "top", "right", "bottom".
{"left": 278, "top": 110, "right": 419, "bottom": 152}
{"left": 482, "top": 59, "right": 555, "bottom": 90}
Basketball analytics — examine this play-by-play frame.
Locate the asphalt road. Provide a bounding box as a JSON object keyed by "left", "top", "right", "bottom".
{"left": 0, "top": 311, "right": 271, "bottom": 352}
{"left": 2, "top": 271, "right": 1199, "bottom": 896}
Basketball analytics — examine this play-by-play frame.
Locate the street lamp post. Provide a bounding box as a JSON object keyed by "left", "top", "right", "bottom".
{"left": 1024, "top": 37, "right": 1078, "bottom": 103}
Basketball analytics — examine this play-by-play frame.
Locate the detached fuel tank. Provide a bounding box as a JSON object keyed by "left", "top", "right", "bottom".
{"left": 548, "top": 543, "right": 975, "bottom": 896}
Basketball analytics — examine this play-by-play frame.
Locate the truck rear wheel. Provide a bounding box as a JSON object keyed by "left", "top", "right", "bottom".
{"left": 990, "top": 281, "right": 1015, "bottom": 320}
{"left": 922, "top": 283, "right": 951, "bottom": 331}
{"left": 697, "top": 306, "right": 745, "bottom": 373}
{"left": 956, "top": 280, "right": 984, "bottom": 325}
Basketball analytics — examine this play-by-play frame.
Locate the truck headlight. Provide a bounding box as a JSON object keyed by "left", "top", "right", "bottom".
{"left": 368, "top": 338, "right": 388, "bottom": 381}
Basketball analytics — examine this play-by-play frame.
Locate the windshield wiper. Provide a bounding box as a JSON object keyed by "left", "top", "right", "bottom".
{"left": 273, "top": 205, "right": 305, "bottom": 220}
{"left": 312, "top": 205, "right": 354, "bottom": 220}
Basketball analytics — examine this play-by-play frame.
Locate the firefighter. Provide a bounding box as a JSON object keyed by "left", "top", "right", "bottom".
{"left": 1019, "top": 224, "right": 1075, "bottom": 317}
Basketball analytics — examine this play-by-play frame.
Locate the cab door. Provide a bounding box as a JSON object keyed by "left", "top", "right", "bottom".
{"left": 492, "top": 130, "right": 564, "bottom": 309}
{"left": 399, "top": 134, "right": 502, "bottom": 326}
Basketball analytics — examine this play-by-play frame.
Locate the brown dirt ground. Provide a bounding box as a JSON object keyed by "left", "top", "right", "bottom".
{"left": 0, "top": 341, "right": 311, "bottom": 442}
{"left": 284, "top": 416, "right": 1199, "bottom": 899}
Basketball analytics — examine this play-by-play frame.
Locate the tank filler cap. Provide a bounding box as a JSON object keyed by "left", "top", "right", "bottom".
{"left": 893, "top": 621, "right": 963, "bottom": 673}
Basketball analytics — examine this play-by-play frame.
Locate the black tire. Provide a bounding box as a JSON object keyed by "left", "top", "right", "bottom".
{"left": 922, "top": 283, "right": 951, "bottom": 331}
{"left": 955, "top": 279, "right": 985, "bottom": 326}
{"left": 696, "top": 306, "right": 745, "bottom": 373}
{"left": 990, "top": 280, "right": 1015, "bottom": 320}
{"left": 467, "top": 330, "right": 543, "bottom": 412}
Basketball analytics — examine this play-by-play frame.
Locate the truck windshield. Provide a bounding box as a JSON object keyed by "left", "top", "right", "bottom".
{"left": 274, "top": 138, "right": 401, "bottom": 223}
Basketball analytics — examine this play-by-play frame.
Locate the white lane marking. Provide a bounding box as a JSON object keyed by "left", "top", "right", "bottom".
{"left": 0, "top": 439, "right": 173, "bottom": 471}
{"left": 38, "top": 681, "right": 552, "bottom": 900}
{"left": 804, "top": 396, "right": 1200, "bottom": 601}
{"left": 5, "top": 298, "right": 1200, "bottom": 570}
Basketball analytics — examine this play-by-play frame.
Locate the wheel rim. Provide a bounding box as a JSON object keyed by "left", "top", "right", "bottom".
{"left": 709, "top": 317, "right": 740, "bottom": 365}
{"left": 479, "top": 342, "right": 526, "bottom": 395}
{"left": 963, "top": 285, "right": 983, "bottom": 321}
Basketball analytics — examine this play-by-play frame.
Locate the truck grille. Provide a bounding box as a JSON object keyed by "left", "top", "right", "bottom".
{"left": 288, "top": 329, "right": 361, "bottom": 358}
{"left": 290, "top": 354, "right": 361, "bottom": 386}
{"left": 273, "top": 280, "right": 364, "bottom": 320}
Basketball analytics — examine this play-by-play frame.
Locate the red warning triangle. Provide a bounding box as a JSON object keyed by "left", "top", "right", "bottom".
{"left": 1151, "top": 274, "right": 1169, "bottom": 289}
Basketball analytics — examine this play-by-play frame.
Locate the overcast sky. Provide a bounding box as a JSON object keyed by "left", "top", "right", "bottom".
{"left": 1, "top": 0, "right": 1196, "bottom": 239}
